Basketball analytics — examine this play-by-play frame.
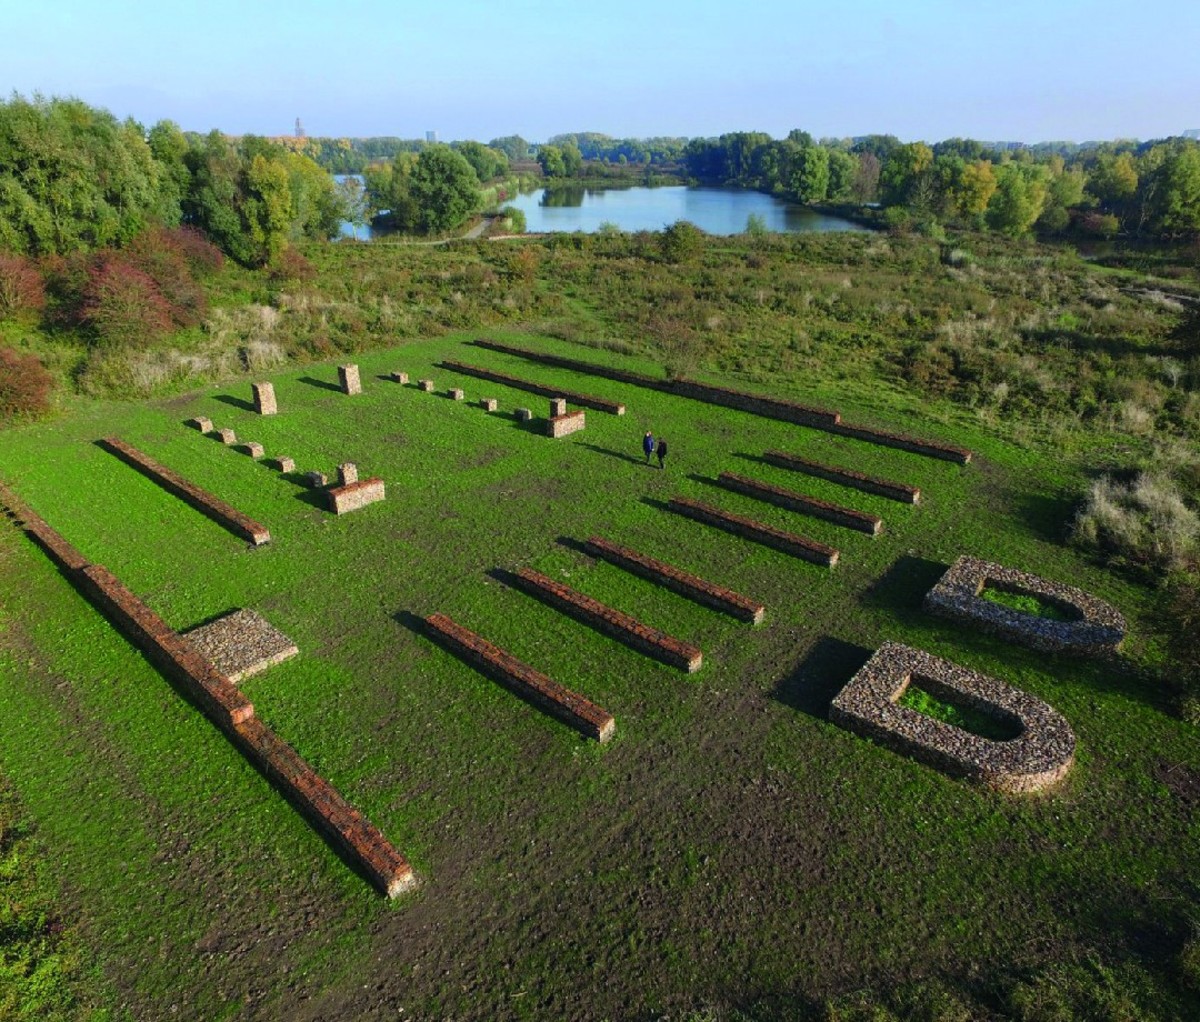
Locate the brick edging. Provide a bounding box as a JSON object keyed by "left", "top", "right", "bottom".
{"left": 825, "top": 424, "right": 972, "bottom": 464}
{"left": 0, "top": 482, "right": 90, "bottom": 571}
{"left": 666, "top": 497, "right": 839, "bottom": 567}
{"left": 439, "top": 360, "right": 626, "bottom": 415}
{"left": 583, "top": 536, "right": 764, "bottom": 624}
{"left": 716, "top": 472, "right": 883, "bottom": 535}
{"left": 511, "top": 567, "right": 703, "bottom": 672}
{"left": 99, "top": 436, "right": 271, "bottom": 546}
{"left": 762, "top": 451, "right": 920, "bottom": 504}
{"left": 424, "top": 613, "right": 615, "bottom": 741}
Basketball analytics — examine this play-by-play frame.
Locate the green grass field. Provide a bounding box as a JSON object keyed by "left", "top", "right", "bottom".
{"left": 1, "top": 326, "right": 1197, "bottom": 1019}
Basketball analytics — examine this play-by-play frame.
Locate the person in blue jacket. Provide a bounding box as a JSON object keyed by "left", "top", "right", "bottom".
{"left": 642, "top": 430, "right": 655, "bottom": 464}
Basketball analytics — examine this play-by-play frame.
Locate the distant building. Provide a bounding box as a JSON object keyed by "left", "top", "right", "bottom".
{"left": 1183, "top": 128, "right": 1200, "bottom": 140}
{"left": 425, "top": 130, "right": 438, "bottom": 143}
{"left": 295, "top": 117, "right": 305, "bottom": 139}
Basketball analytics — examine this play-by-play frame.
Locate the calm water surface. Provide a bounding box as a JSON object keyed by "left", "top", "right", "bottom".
{"left": 508, "top": 184, "right": 863, "bottom": 235}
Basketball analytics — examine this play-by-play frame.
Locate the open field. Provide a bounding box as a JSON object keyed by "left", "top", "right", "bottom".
{"left": 1, "top": 326, "right": 1197, "bottom": 1019}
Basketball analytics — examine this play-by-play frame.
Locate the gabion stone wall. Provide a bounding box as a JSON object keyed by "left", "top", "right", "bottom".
{"left": 924, "top": 556, "right": 1126, "bottom": 655}
{"left": 830, "top": 641, "right": 1076, "bottom": 793}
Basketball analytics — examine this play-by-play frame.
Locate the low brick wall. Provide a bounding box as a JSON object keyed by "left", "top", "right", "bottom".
{"left": 830, "top": 641, "right": 1076, "bottom": 793}
{"left": 763, "top": 451, "right": 921, "bottom": 504}
{"left": 471, "top": 339, "right": 971, "bottom": 462}
{"left": 584, "top": 536, "right": 764, "bottom": 624}
{"left": 77, "top": 564, "right": 256, "bottom": 729}
{"left": 424, "top": 612, "right": 615, "bottom": 741}
{"left": 326, "top": 477, "right": 385, "bottom": 515}
{"left": 0, "top": 485, "right": 414, "bottom": 898}
{"left": 440, "top": 360, "right": 626, "bottom": 415}
{"left": 717, "top": 471, "right": 882, "bottom": 535}
{"left": 231, "top": 717, "right": 417, "bottom": 896}
{"left": 512, "top": 567, "right": 702, "bottom": 672}
{"left": 99, "top": 437, "right": 271, "bottom": 546}
{"left": 547, "top": 410, "right": 586, "bottom": 438}
{"left": 826, "top": 423, "right": 972, "bottom": 465}
{"left": 924, "top": 555, "right": 1126, "bottom": 655}
{"left": 667, "top": 497, "right": 839, "bottom": 567}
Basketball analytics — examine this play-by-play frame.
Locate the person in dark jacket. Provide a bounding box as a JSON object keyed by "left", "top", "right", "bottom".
{"left": 642, "top": 430, "right": 655, "bottom": 464}
{"left": 656, "top": 437, "right": 668, "bottom": 469}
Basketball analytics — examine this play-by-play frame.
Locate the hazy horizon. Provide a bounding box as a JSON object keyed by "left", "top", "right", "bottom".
{"left": 6, "top": 1, "right": 1197, "bottom": 145}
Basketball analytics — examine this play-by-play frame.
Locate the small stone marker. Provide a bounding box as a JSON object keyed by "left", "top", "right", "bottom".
{"left": 549, "top": 397, "right": 568, "bottom": 417}
{"left": 242, "top": 442, "right": 265, "bottom": 459}
{"left": 267, "top": 457, "right": 295, "bottom": 473}
{"left": 516, "top": 407, "right": 532, "bottom": 422}
{"left": 480, "top": 398, "right": 498, "bottom": 412}
{"left": 304, "top": 471, "right": 329, "bottom": 488}
{"left": 188, "top": 416, "right": 213, "bottom": 433}
{"left": 338, "top": 364, "right": 362, "bottom": 395}
{"left": 390, "top": 371, "right": 408, "bottom": 384}
{"left": 338, "top": 462, "right": 359, "bottom": 486}
{"left": 449, "top": 388, "right": 465, "bottom": 401}
{"left": 418, "top": 379, "right": 435, "bottom": 392}
{"left": 217, "top": 428, "right": 237, "bottom": 445}
{"left": 252, "top": 381, "right": 277, "bottom": 415}
{"left": 327, "top": 478, "right": 386, "bottom": 515}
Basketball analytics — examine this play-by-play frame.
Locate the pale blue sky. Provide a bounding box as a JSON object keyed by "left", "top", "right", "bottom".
{"left": 5, "top": 1, "right": 1196, "bottom": 143}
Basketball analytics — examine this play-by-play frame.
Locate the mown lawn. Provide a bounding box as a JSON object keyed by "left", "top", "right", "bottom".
{"left": 0, "top": 331, "right": 1196, "bottom": 1020}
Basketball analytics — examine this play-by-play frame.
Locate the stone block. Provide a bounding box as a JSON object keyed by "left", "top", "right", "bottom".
{"left": 338, "top": 363, "right": 362, "bottom": 395}
{"left": 449, "top": 388, "right": 465, "bottom": 401}
{"left": 480, "top": 398, "right": 498, "bottom": 412}
{"left": 337, "top": 461, "right": 358, "bottom": 486}
{"left": 547, "top": 410, "right": 586, "bottom": 438}
{"left": 216, "top": 428, "right": 237, "bottom": 445}
{"left": 267, "top": 457, "right": 295, "bottom": 473}
{"left": 304, "top": 471, "right": 329, "bottom": 488}
{"left": 418, "top": 379, "right": 435, "bottom": 392}
{"left": 326, "top": 477, "right": 385, "bottom": 515}
{"left": 183, "top": 609, "right": 298, "bottom": 683}
{"left": 550, "top": 397, "right": 568, "bottom": 417}
{"left": 390, "top": 371, "right": 409, "bottom": 384}
{"left": 252, "top": 381, "right": 277, "bottom": 415}
{"left": 242, "top": 442, "right": 265, "bottom": 459}
{"left": 188, "top": 416, "right": 213, "bottom": 433}
{"left": 516, "top": 407, "right": 533, "bottom": 422}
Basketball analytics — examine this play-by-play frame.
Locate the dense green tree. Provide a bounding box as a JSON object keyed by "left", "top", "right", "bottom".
{"left": 880, "top": 142, "right": 934, "bottom": 208}
{"left": 454, "top": 141, "right": 509, "bottom": 183}
{"left": 789, "top": 143, "right": 830, "bottom": 204}
{"left": 986, "top": 163, "right": 1049, "bottom": 236}
{"left": 1149, "top": 142, "right": 1200, "bottom": 236}
{"left": 538, "top": 144, "right": 566, "bottom": 178}
{"left": 0, "top": 94, "right": 166, "bottom": 256}
{"left": 488, "top": 135, "right": 531, "bottom": 162}
{"left": 826, "top": 149, "right": 858, "bottom": 202}
{"left": 560, "top": 142, "right": 584, "bottom": 177}
{"left": 407, "top": 145, "right": 480, "bottom": 233}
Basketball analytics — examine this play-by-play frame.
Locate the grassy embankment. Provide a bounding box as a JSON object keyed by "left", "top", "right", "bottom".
{"left": 0, "top": 229, "right": 1197, "bottom": 1019}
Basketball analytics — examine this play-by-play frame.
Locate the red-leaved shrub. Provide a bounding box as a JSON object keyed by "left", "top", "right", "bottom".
{"left": 269, "top": 246, "right": 316, "bottom": 283}
{"left": 81, "top": 256, "right": 174, "bottom": 347}
{"left": 0, "top": 347, "right": 54, "bottom": 423}
{"left": 0, "top": 252, "right": 46, "bottom": 319}
{"left": 168, "top": 226, "right": 225, "bottom": 276}
{"left": 124, "top": 228, "right": 207, "bottom": 327}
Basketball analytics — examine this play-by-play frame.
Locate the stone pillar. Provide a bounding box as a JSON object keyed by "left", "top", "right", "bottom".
{"left": 449, "top": 388, "right": 465, "bottom": 401}
{"left": 217, "top": 428, "right": 237, "bottom": 445}
{"left": 338, "top": 462, "right": 359, "bottom": 486}
{"left": 391, "top": 371, "right": 409, "bottom": 384}
{"left": 243, "top": 442, "right": 265, "bottom": 459}
{"left": 550, "top": 397, "right": 568, "bottom": 417}
{"left": 418, "top": 379, "right": 435, "bottom": 392}
{"left": 267, "top": 457, "right": 295, "bottom": 473}
{"left": 338, "top": 364, "right": 362, "bottom": 395}
{"left": 480, "top": 398, "right": 498, "bottom": 412}
{"left": 252, "top": 382, "right": 277, "bottom": 415}
{"left": 188, "top": 416, "right": 213, "bottom": 433}
{"left": 516, "top": 408, "right": 533, "bottom": 422}
{"left": 304, "top": 471, "right": 329, "bottom": 488}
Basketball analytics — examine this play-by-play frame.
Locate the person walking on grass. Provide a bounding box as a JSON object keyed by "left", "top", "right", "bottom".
{"left": 656, "top": 437, "right": 669, "bottom": 470}
{"left": 642, "top": 430, "right": 655, "bottom": 464}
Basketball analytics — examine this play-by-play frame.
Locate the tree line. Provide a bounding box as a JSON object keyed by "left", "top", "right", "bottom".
{"left": 682, "top": 130, "right": 1200, "bottom": 239}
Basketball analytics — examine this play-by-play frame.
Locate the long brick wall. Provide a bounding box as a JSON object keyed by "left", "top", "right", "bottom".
{"left": 716, "top": 471, "right": 883, "bottom": 535}
{"left": 99, "top": 437, "right": 271, "bottom": 546}
{"left": 762, "top": 451, "right": 921, "bottom": 504}
{"left": 470, "top": 339, "right": 971, "bottom": 462}
{"left": 667, "top": 497, "right": 839, "bottom": 567}
{"left": 0, "top": 484, "right": 414, "bottom": 898}
{"left": 583, "top": 536, "right": 764, "bottom": 624}
{"left": 424, "top": 613, "right": 615, "bottom": 741}
{"left": 512, "top": 567, "right": 703, "bottom": 672}
{"left": 439, "top": 360, "right": 626, "bottom": 415}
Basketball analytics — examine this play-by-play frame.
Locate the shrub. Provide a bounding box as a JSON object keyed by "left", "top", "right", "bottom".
{"left": 168, "top": 226, "right": 225, "bottom": 276}
{"left": 80, "top": 256, "right": 174, "bottom": 347}
{"left": 1162, "top": 573, "right": 1200, "bottom": 722}
{"left": 268, "top": 246, "right": 316, "bottom": 283}
{"left": 0, "top": 346, "right": 53, "bottom": 423}
{"left": 499, "top": 205, "right": 526, "bottom": 233}
{"left": 1071, "top": 472, "right": 1200, "bottom": 573}
{"left": 124, "top": 228, "right": 207, "bottom": 327}
{"left": 0, "top": 252, "right": 46, "bottom": 318}
{"left": 660, "top": 220, "right": 705, "bottom": 263}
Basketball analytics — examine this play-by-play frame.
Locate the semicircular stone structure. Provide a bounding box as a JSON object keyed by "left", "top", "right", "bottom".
{"left": 829, "top": 642, "right": 1076, "bottom": 794}
{"left": 924, "top": 555, "right": 1126, "bottom": 655}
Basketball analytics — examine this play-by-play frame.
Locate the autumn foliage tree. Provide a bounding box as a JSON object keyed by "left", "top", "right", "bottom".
{"left": 0, "top": 252, "right": 46, "bottom": 318}
{"left": 0, "top": 347, "right": 53, "bottom": 423}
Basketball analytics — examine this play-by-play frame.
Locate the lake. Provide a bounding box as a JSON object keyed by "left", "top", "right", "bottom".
{"left": 507, "top": 184, "right": 864, "bottom": 235}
